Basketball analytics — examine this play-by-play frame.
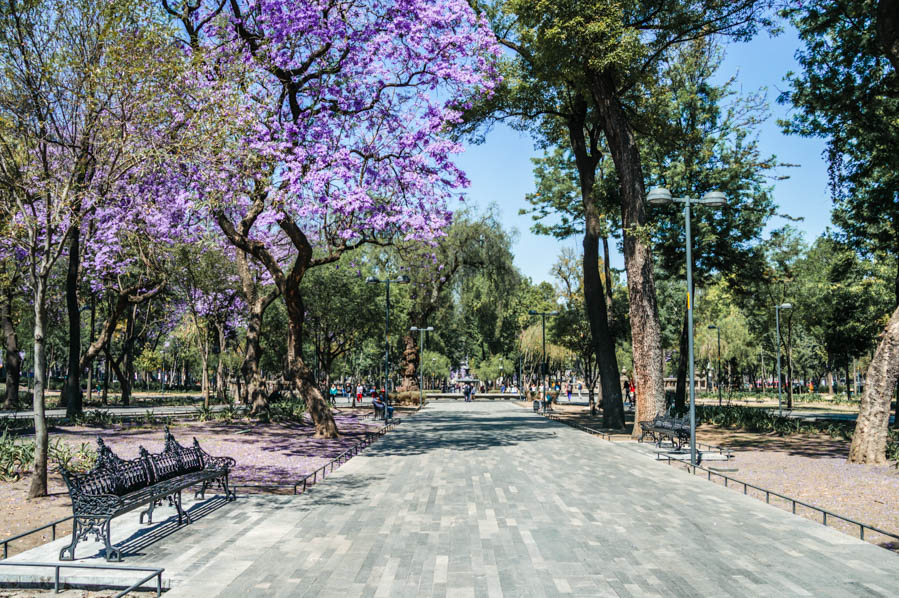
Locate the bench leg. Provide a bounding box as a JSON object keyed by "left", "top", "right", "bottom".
{"left": 101, "top": 519, "right": 121, "bottom": 562}
{"left": 59, "top": 517, "right": 81, "bottom": 561}
{"left": 173, "top": 490, "right": 191, "bottom": 525}
{"left": 221, "top": 473, "right": 235, "bottom": 501}
{"left": 194, "top": 480, "right": 209, "bottom": 500}
{"left": 139, "top": 499, "right": 158, "bottom": 524}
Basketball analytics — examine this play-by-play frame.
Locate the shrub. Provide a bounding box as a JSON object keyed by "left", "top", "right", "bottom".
{"left": 73, "top": 409, "right": 119, "bottom": 427}
{"left": 257, "top": 393, "right": 306, "bottom": 424}
{"left": 214, "top": 404, "right": 241, "bottom": 423}
{"left": 0, "top": 430, "right": 34, "bottom": 481}
{"left": 194, "top": 405, "right": 215, "bottom": 422}
{"left": 391, "top": 391, "right": 420, "bottom": 406}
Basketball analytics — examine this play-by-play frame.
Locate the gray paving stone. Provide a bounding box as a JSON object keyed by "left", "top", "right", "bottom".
{"left": 5, "top": 402, "right": 898, "bottom": 596}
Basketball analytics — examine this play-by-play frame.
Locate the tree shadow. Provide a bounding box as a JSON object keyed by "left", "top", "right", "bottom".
{"left": 363, "top": 411, "right": 558, "bottom": 457}
{"left": 697, "top": 428, "right": 855, "bottom": 460}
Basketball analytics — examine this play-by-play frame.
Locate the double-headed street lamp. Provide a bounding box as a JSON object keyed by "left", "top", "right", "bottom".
{"left": 366, "top": 274, "right": 410, "bottom": 403}
{"left": 409, "top": 325, "right": 434, "bottom": 410}
{"left": 648, "top": 187, "right": 726, "bottom": 467}
{"left": 708, "top": 324, "right": 722, "bottom": 406}
{"left": 775, "top": 303, "right": 792, "bottom": 416}
{"left": 527, "top": 309, "right": 559, "bottom": 414}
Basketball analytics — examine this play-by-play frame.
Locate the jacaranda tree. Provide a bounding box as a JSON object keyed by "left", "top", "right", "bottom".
{"left": 163, "top": 0, "right": 501, "bottom": 436}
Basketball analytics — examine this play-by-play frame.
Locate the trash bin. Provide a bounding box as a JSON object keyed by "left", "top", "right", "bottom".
{"left": 533, "top": 400, "right": 541, "bottom": 412}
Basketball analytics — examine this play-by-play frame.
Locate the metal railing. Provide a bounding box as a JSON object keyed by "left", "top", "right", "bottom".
{"left": 0, "top": 561, "right": 163, "bottom": 597}
{"left": 231, "top": 419, "right": 401, "bottom": 495}
{"left": 1, "top": 516, "right": 73, "bottom": 560}
{"left": 662, "top": 457, "right": 899, "bottom": 545}
{"left": 544, "top": 412, "right": 734, "bottom": 456}
{"left": 540, "top": 411, "right": 899, "bottom": 547}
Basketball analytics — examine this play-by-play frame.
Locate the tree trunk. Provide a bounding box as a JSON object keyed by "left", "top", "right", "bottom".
{"left": 786, "top": 320, "right": 794, "bottom": 410}
{"left": 846, "top": 366, "right": 852, "bottom": 402}
{"left": 674, "top": 308, "right": 688, "bottom": 413}
{"left": 215, "top": 323, "right": 226, "bottom": 400}
{"left": 893, "top": 380, "right": 898, "bottom": 430}
{"left": 122, "top": 307, "right": 135, "bottom": 406}
{"left": 63, "top": 227, "right": 83, "bottom": 417}
{"left": 101, "top": 350, "right": 109, "bottom": 405}
{"left": 200, "top": 332, "right": 210, "bottom": 408}
{"left": 827, "top": 370, "right": 834, "bottom": 395}
{"left": 28, "top": 280, "right": 49, "bottom": 498}
{"left": 591, "top": 71, "right": 665, "bottom": 436}
{"left": 1, "top": 292, "right": 21, "bottom": 410}
{"left": 565, "top": 95, "right": 624, "bottom": 429}
{"left": 583, "top": 228, "right": 624, "bottom": 429}
{"left": 399, "top": 333, "right": 419, "bottom": 391}
{"left": 283, "top": 270, "right": 337, "bottom": 438}
{"left": 849, "top": 305, "right": 899, "bottom": 463}
{"left": 236, "top": 251, "right": 277, "bottom": 414}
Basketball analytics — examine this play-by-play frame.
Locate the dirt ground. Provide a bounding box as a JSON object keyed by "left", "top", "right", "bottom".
{"left": 538, "top": 403, "right": 899, "bottom": 550}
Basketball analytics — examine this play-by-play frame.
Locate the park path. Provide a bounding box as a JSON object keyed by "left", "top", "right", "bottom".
{"left": 164, "top": 402, "right": 896, "bottom": 597}
{"left": 5, "top": 402, "right": 897, "bottom": 596}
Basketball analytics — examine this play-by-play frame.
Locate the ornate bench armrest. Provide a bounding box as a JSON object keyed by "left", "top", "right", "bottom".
{"left": 205, "top": 455, "right": 236, "bottom": 471}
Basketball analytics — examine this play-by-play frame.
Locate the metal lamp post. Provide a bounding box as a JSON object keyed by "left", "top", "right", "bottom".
{"left": 409, "top": 325, "right": 433, "bottom": 410}
{"left": 775, "top": 303, "right": 792, "bottom": 416}
{"left": 527, "top": 309, "right": 559, "bottom": 414}
{"left": 366, "top": 275, "right": 410, "bottom": 404}
{"left": 708, "top": 324, "right": 722, "bottom": 406}
{"left": 648, "top": 187, "right": 726, "bottom": 467}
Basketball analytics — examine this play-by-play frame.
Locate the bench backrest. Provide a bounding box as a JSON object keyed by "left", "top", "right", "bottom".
{"left": 60, "top": 438, "right": 153, "bottom": 499}
{"left": 60, "top": 429, "right": 210, "bottom": 500}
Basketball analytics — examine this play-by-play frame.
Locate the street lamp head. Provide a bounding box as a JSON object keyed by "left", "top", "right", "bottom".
{"left": 708, "top": 324, "right": 717, "bottom": 330}
{"left": 395, "top": 275, "right": 410, "bottom": 284}
{"left": 549, "top": 311, "right": 559, "bottom": 316}
{"left": 778, "top": 303, "right": 793, "bottom": 310}
{"left": 365, "top": 276, "right": 379, "bottom": 284}
{"left": 425, "top": 326, "right": 434, "bottom": 331}
{"left": 701, "top": 190, "right": 727, "bottom": 207}
{"left": 646, "top": 187, "right": 673, "bottom": 206}
{"left": 410, "top": 326, "right": 419, "bottom": 331}
{"left": 527, "top": 309, "right": 538, "bottom": 315}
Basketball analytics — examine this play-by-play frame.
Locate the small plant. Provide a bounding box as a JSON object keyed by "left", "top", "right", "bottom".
{"left": 194, "top": 405, "right": 215, "bottom": 422}
{"left": 49, "top": 438, "right": 96, "bottom": 474}
{"left": 259, "top": 393, "right": 306, "bottom": 424}
{"left": 0, "top": 430, "right": 34, "bottom": 481}
{"left": 73, "top": 409, "right": 119, "bottom": 427}
{"left": 214, "top": 404, "right": 241, "bottom": 423}
{"left": 140, "top": 410, "right": 160, "bottom": 426}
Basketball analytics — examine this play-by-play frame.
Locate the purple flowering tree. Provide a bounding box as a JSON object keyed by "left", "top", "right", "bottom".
{"left": 0, "top": 0, "right": 203, "bottom": 496}
{"left": 165, "top": 0, "right": 500, "bottom": 436}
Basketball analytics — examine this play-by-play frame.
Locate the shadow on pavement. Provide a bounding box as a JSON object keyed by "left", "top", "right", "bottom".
{"left": 366, "top": 411, "right": 557, "bottom": 457}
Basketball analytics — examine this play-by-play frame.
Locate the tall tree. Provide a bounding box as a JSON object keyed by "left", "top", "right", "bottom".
{"left": 165, "top": 0, "right": 500, "bottom": 437}
{"left": 394, "top": 209, "right": 519, "bottom": 390}
{"left": 0, "top": 0, "right": 190, "bottom": 496}
{"left": 782, "top": 0, "right": 899, "bottom": 461}
{"left": 468, "top": 0, "right": 774, "bottom": 433}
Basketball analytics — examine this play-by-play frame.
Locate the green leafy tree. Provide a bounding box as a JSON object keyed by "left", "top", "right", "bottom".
{"left": 302, "top": 257, "right": 384, "bottom": 391}
{"left": 782, "top": 0, "right": 899, "bottom": 461}
{"left": 467, "top": 0, "right": 774, "bottom": 434}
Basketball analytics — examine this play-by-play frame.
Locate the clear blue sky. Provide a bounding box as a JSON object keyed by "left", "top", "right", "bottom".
{"left": 455, "top": 24, "right": 828, "bottom": 284}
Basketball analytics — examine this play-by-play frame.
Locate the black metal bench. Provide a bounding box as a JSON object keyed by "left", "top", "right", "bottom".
{"left": 638, "top": 415, "right": 690, "bottom": 449}
{"left": 57, "top": 427, "right": 236, "bottom": 562}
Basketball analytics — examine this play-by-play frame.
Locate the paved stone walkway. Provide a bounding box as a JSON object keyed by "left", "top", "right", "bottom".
{"left": 6, "top": 402, "right": 898, "bottom": 596}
